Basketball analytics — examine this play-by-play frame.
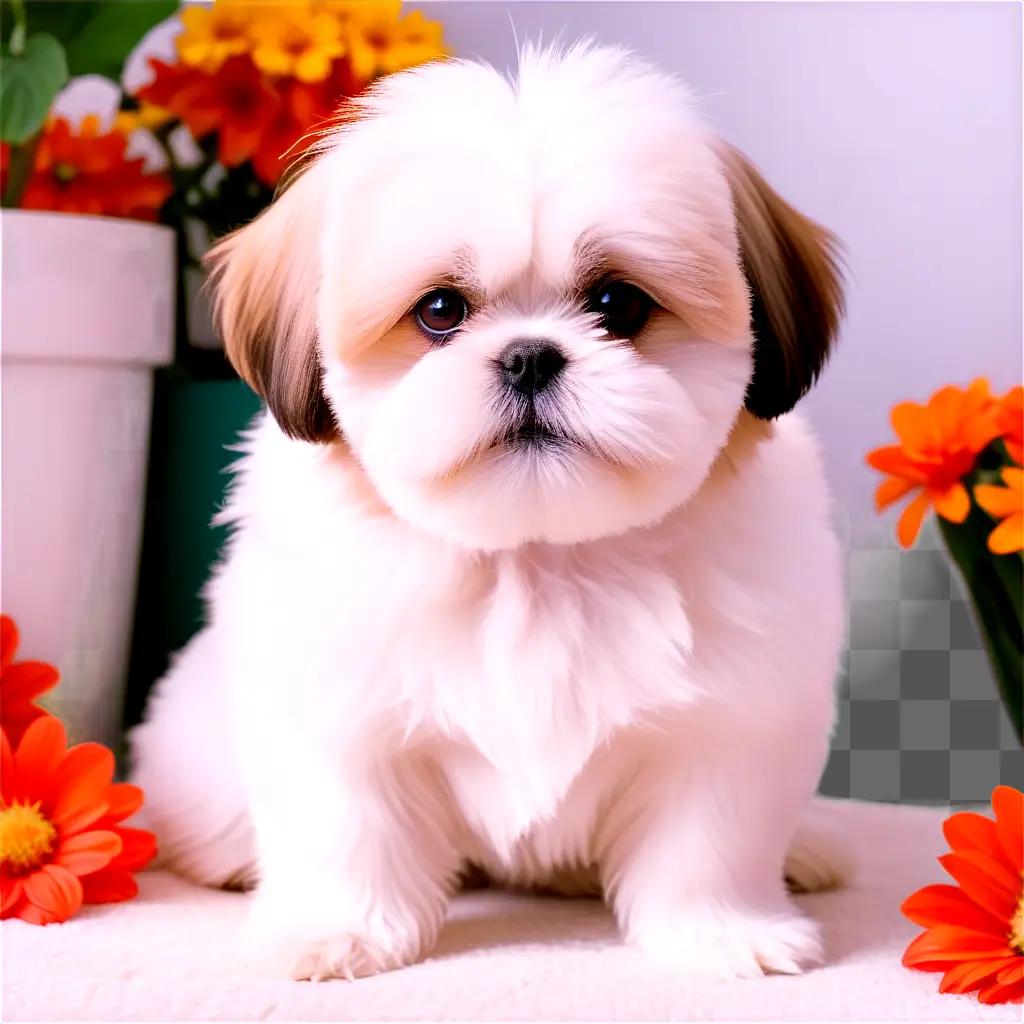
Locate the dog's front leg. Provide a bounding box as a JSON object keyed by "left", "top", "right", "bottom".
{"left": 241, "top": 737, "right": 460, "bottom": 981}
{"left": 602, "top": 713, "right": 828, "bottom": 978}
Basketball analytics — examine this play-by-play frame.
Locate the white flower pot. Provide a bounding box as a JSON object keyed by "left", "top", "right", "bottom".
{"left": 1, "top": 209, "right": 174, "bottom": 747}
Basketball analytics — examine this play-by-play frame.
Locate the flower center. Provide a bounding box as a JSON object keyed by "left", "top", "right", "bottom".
{"left": 54, "top": 162, "right": 78, "bottom": 183}
{"left": 0, "top": 801, "right": 57, "bottom": 875}
{"left": 1011, "top": 888, "right": 1024, "bottom": 955}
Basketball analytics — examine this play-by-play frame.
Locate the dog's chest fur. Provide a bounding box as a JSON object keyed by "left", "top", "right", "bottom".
{"left": 385, "top": 530, "right": 698, "bottom": 853}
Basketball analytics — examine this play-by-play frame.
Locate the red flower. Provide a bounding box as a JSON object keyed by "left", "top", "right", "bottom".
{"left": 901, "top": 786, "right": 1024, "bottom": 1005}
{"left": 0, "top": 717, "right": 156, "bottom": 924}
{"left": 250, "top": 78, "right": 335, "bottom": 186}
{"left": 19, "top": 117, "right": 171, "bottom": 221}
{"left": 139, "top": 56, "right": 280, "bottom": 169}
{"left": 1, "top": 616, "right": 59, "bottom": 748}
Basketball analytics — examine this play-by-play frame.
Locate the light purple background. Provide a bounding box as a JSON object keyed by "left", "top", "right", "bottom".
{"left": 428, "top": 0, "right": 1023, "bottom": 531}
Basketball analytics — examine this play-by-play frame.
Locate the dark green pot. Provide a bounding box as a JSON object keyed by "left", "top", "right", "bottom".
{"left": 124, "top": 369, "right": 261, "bottom": 731}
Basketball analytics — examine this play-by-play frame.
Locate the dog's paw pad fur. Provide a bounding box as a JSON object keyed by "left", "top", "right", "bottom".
{"left": 248, "top": 930, "right": 411, "bottom": 981}
{"left": 636, "top": 910, "right": 824, "bottom": 979}
{"left": 245, "top": 908, "right": 421, "bottom": 982}
{"left": 290, "top": 935, "right": 396, "bottom": 981}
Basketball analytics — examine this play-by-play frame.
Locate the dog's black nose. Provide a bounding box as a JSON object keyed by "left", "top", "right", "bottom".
{"left": 499, "top": 340, "right": 567, "bottom": 396}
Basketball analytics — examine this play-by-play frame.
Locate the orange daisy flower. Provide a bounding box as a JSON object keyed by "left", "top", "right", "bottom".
{"left": 0, "top": 616, "right": 59, "bottom": 748}
{"left": 901, "top": 785, "right": 1024, "bottom": 1005}
{"left": 975, "top": 467, "right": 1024, "bottom": 555}
{"left": 19, "top": 117, "right": 172, "bottom": 222}
{"left": 0, "top": 716, "right": 156, "bottom": 924}
{"left": 867, "top": 379, "right": 1002, "bottom": 547}
{"left": 996, "top": 386, "right": 1023, "bottom": 465}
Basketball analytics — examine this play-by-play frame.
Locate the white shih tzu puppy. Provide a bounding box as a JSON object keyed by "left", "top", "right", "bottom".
{"left": 131, "top": 43, "right": 847, "bottom": 982}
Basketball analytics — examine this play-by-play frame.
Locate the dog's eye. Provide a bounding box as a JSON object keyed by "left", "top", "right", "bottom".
{"left": 415, "top": 288, "right": 468, "bottom": 339}
{"left": 586, "top": 281, "right": 654, "bottom": 339}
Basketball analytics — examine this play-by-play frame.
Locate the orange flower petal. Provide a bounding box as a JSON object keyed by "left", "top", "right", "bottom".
{"left": 992, "top": 785, "right": 1023, "bottom": 872}
{"left": 103, "top": 782, "right": 144, "bottom": 823}
{"left": 943, "top": 811, "right": 1011, "bottom": 868}
{"left": 48, "top": 742, "right": 114, "bottom": 832}
{"left": 21, "top": 864, "right": 83, "bottom": 923}
{"left": 80, "top": 868, "right": 139, "bottom": 905}
{"left": 891, "top": 401, "right": 936, "bottom": 453}
{"left": 901, "top": 883, "right": 1006, "bottom": 934}
{"left": 217, "top": 120, "right": 266, "bottom": 167}
{"left": 939, "top": 851, "right": 1018, "bottom": 921}
{"left": 931, "top": 482, "right": 970, "bottom": 523}
{"left": 866, "top": 445, "right": 931, "bottom": 482}
{"left": 0, "top": 614, "right": 18, "bottom": 666}
{"left": 13, "top": 714, "right": 66, "bottom": 803}
{"left": 975, "top": 483, "right": 1022, "bottom": 518}
{"left": 967, "top": 378, "right": 994, "bottom": 402}
{"left": 1, "top": 729, "right": 14, "bottom": 805}
{"left": 927, "top": 386, "right": 965, "bottom": 442}
{"left": 875, "top": 476, "right": 917, "bottom": 511}
{"left": 1, "top": 877, "right": 24, "bottom": 914}
{"left": 903, "top": 924, "right": 1017, "bottom": 967}
{"left": 940, "top": 956, "right": 1017, "bottom": 994}
{"left": 897, "top": 489, "right": 933, "bottom": 548}
{"left": 978, "top": 976, "right": 1024, "bottom": 1005}
{"left": 999, "top": 962, "right": 1024, "bottom": 985}
{"left": 109, "top": 826, "right": 157, "bottom": 872}
{"left": 2, "top": 660, "right": 59, "bottom": 706}
{"left": 964, "top": 404, "right": 1002, "bottom": 452}
{"left": 17, "top": 901, "right": 55, "bottom": 925}
{"left": 54, "top": 830, "right": 122, "bottom": 876}
{"left": 987, "top": 514, "right": 1024, "bottom": 555}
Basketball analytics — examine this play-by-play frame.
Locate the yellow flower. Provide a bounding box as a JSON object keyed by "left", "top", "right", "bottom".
{"left": 114, "top": 104, "right": 173, "bottom": 135}
{"left": 345, "top": 8, "right": 446, "bottom": 86}
{"left": 249, "top": 3, "right": 346, "bottom": 83}
{"left": 974, "top": 466, "right": 1024, "bottom": 555}
{"left": 313, "top": 0, "right": 402, "bottom": 25}
{"left": 176, "top": 2, "right": 258, "bottom": 71}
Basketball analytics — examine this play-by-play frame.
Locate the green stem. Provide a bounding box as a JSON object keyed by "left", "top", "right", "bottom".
{"left": 938, "top": 510, "right": 1024, "bottom": 743}
{"left": 8, "top": 0, "right": 26, "bottom": 55}
{"left": 2, "top": 133, "right": 39, "bottom": 208}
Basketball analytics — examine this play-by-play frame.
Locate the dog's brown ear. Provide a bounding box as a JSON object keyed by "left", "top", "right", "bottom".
{"left": 717, "top": 143, "right": 844, "bottom": 420}
{"left": 205, "top": 164, "right": 337, "bottom": 443}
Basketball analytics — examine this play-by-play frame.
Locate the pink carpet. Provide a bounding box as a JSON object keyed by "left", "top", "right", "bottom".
{"left": 2, "top": 799, "right": 1013, "bottom": 1021}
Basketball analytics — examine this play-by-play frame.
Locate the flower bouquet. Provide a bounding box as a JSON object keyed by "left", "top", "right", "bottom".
{"left": 867, "top": 380, "right": 1023, "bottom": 739}
{"left": 125, "top": 0, "right": 446, "bottom": 245}
{"left": 0, "top": 0, "right": 175, "bottom": 215}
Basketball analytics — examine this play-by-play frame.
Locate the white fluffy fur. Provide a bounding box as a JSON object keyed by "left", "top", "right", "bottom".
{"left": 131, "top": 45, "right": 846, "bottom": 983}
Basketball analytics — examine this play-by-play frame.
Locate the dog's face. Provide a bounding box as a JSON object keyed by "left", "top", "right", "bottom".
{"left": 211, "top": 45, "right": 842, "bottom": 551}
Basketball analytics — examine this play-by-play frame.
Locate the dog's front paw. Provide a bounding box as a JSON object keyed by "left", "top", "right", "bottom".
{"left": 282, "top": 933, "right": 406, "bottom": 981}
{"left": 246, "top": 894, "right": 425, "bottom": 981}
{"left": 633, "top": 907, "right": 824, "bottom": 979}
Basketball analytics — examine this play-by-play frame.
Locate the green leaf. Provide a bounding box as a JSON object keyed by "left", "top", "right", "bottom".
{"left": 60, "top": 1, "right": 177, "bottom": 81}
{"left": 0, "top": 32, "right": 67, "bottom": 143}
{"left": 939, "top": 510, "right": 1024, "bottom": 743}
